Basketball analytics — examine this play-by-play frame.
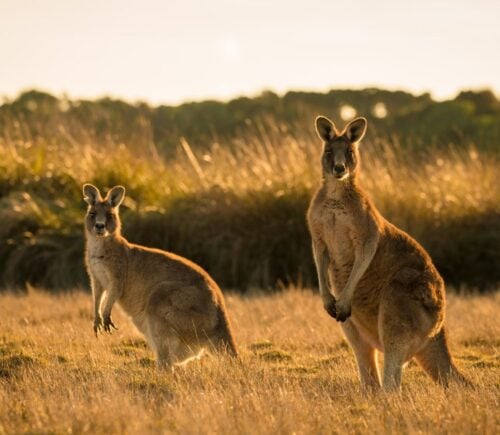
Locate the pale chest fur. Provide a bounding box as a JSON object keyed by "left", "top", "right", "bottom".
{"left": 88, "top": 257, "right": 112, "bottom": 288}
{"left": 86, "top": 238, "right": 114, "bottom": 289}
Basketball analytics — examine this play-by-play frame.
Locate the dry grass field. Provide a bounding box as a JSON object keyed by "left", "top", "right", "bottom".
{"left": 0, "top": 288, "right": 498, "bottom": 434}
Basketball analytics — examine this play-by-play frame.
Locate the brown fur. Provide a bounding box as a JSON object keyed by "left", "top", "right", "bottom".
{"left": 307, "top": 116, "right": 467, "bottom": 390}
{"left": 83, "top": 184, "right": 237, "bottom": 368}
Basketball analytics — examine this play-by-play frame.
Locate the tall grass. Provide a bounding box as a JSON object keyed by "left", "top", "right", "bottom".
{"left": 0, "top": 121, "right": 498, "bottom": 290}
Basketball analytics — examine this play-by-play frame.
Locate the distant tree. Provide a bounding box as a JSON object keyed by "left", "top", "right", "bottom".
{"left": 455, "top": 90, "right": 500, "bottom": 115}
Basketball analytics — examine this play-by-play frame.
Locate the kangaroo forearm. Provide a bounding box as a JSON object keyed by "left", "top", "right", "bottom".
{"left": 344, "top": 235, "right": 379, "bottom": 299}
{"left": 101, "top": 289, "right": 120, "bottom": 318}
{"left": 312, "top": 242, "right": 332, "bottom": 300}
{"left": 319, "top": 253, "right": 330, "bottom": 299}
{"left": 92, "top": 281, "right": 104, "bottom": 319}
{"left": 94, "top": 296, "right": 102, "bottom": 319}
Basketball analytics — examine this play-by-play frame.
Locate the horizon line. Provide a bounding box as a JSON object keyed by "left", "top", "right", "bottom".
{"left": 2, "top": 84, "right": 499, "bottom": 108}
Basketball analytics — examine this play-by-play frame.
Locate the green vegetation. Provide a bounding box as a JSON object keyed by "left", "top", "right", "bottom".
{"left": 0, "top": 88, "right": 499, "bottom": 291}
{"left": 2, "top": 88, "right": 500, "bottom": 154}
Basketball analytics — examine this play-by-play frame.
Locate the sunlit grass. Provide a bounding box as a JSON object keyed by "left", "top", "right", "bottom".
{"left": 0, "top": 288, "right": 498, "bottom": 434}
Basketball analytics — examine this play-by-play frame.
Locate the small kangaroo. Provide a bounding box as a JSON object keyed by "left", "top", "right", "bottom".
{"left": 83, "top": 184, "right": 237, "bottom": 368}
{"left": 307, "top": 116, "right": 467, "bottom": 390}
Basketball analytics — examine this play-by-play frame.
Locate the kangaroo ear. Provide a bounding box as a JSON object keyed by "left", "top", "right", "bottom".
{"left": 315, "top": 116, "right": 337, "bottom": 142}
{"left": 106, "top": 186, "right": 126, "bottom": 208}
{"left": 345, "top": 117, "right": 367, "bottom": 143}
{"left": 83, "top": 184, "right": 101, "bottom": 206}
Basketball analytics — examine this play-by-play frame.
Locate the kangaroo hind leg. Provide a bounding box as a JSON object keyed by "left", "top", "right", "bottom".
{"left": 147, "top": 285, "right": 216, "bottom": 368}
{"left": 145, "top": 313, "right": 174, "bottom": 369}
{"left": 145, "top": 287, "right": 182, "bottom": 369}
{"left": 342, "top": 321, "right": 381, "bottom": 389}
{"left": 379, "top": 298, "right": 423, "bottom": 391}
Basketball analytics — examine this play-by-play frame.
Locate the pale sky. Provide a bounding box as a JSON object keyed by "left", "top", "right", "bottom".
{"left": 1, "top": 0, "right": 499, "bottom": 105}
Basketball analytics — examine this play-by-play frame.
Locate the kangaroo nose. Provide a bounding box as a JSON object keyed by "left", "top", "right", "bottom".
{"left": 95, "top": 223, "right": 105, "bottom": 230}
{"left": 334, "top": 164, "right": 346, "bottom": 174}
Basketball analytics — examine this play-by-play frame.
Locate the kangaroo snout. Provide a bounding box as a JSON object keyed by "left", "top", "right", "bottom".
{"left": 94, "top": 223, "right": 106, "bottom": 235}
{"left": 333, "top": 163, "right": 347, "bottom": 177}
{"left": 334, "top": 163, "right": 346, "bottom": 174}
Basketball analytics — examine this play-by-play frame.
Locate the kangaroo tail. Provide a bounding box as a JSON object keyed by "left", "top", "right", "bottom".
{"left": 415, "top": 327, "right": 471, "bottom": 387}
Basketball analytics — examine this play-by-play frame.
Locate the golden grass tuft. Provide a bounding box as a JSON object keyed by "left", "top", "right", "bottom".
{"left": 0, "top": 288, "right": 499, "bottom": 434}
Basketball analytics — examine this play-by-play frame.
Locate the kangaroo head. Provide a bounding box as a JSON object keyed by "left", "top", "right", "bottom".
{"left": 83, "top": 184, "right": 125, "bottom": 237}
{"left": 315, "top": 116, "right": 367, "bottom": 181}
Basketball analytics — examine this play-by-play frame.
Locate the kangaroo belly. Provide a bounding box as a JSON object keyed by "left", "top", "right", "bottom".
{"left": 118, "top": 284, "right": 149, "bottom": 326}
{"left": 128, "top": 310, "right": 148, "bottom": 335}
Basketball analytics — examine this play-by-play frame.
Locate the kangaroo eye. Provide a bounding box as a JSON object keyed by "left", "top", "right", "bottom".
{"left": 324, "top": 149, "right": 332, "bottom": 155}
{"left": 89, "top": 212, "right": 96, "bottom": 217}
{"left": 106, "top": 213, "right": 114, "bottom": 219}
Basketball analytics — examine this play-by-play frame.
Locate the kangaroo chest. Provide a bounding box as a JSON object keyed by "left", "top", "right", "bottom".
{"left": 321, "top": 199, "right": 355, "bottom": 264}
{"left": 86, "top": 239, "right": 115, "bottom": 289}
{"left": 88, "top": 256, "right": 112, "bottom": 288}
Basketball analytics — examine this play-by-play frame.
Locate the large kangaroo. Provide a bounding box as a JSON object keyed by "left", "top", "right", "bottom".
{"left": 307, "top": 116, "right": 467, "bottom": 390}
{"left": 83, "top": 184, "right": 237, "bottom": 368}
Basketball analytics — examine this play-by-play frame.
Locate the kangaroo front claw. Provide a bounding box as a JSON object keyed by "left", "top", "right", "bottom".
{"left": 93, "top": 317, "right": 103, "bottom": 336}
{"left": 103, "top": 316, "right": 118, "bottom": 333}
